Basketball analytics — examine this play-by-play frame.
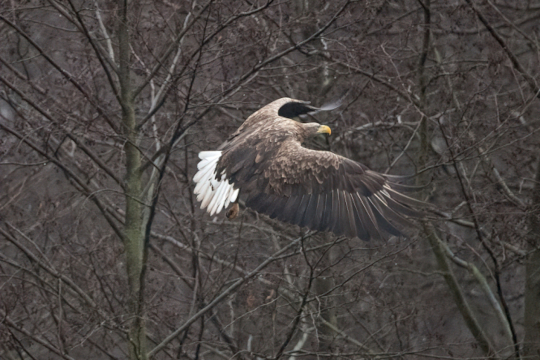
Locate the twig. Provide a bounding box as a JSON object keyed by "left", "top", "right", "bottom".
{"left": 464, "top": 0, "right": 540, "bottom": 97}
{"left": 147, "top": 233, "right": 309, "bottom": 357}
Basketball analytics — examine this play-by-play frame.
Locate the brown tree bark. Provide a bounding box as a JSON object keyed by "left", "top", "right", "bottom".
{"left": 117, "top": 1, "right": 147, "bottom": 358}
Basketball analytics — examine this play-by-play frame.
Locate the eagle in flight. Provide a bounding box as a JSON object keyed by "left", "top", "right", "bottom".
{"left": 193, "top": 98, "right": 422, "bottom": 240}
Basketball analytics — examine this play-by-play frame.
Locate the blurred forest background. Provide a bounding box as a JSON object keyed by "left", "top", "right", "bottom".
{"left": 1, "top": 0, "right": 540, "bottom": 359}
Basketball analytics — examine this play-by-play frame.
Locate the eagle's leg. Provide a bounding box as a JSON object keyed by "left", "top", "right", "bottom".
{"left": 226, "top": 202, "right": 239, "bottom": 219}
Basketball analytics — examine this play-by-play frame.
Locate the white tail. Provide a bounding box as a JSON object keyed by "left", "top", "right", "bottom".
{"left": 193, "top": 151, "right": 239, "bottom": 216}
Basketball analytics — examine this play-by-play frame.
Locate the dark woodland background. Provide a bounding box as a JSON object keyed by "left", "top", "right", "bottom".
{"left": 1, "top": 0, "right": 540, "bottom": 359}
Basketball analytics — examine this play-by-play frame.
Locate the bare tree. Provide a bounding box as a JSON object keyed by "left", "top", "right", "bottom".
{"left": 1, "top": 1, "right": 540, "bottom": 359}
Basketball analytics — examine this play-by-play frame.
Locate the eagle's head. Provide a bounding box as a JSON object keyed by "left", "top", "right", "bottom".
{"left": 302, "top": 122, "right": 332, "bottom": 138}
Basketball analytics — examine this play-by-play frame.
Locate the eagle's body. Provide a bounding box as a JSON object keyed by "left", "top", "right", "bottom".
{"left": 193, "top": 98, "right": 421, "bottom": 240}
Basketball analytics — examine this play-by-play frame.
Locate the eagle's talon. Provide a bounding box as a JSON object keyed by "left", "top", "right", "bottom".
{"left": 226, "top": 203, "right": 239, "bottom": 219}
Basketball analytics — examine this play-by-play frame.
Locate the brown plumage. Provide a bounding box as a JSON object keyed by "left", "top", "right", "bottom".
{"left": 193, "top": 98, "right": 423, "bottom": 240}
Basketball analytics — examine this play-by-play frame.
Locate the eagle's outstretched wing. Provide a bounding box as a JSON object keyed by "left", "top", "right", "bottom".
{"left": 226, "top": 140, "right": 422, "bottom": 240}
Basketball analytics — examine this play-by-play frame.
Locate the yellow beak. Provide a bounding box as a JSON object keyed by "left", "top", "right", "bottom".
{"left": 317, "top": 125, "right": 331, "bottom": 135}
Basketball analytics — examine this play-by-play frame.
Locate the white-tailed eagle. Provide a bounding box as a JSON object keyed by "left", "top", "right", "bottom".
{"left": 193, "top": 98, "right": 422, "bottom": 240}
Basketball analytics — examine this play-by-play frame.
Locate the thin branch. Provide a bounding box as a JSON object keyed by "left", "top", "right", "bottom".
{"left": 0, "top": 309, "right": 77, "bottom": 360}
{"left": 440, "top": 239, "right": 514, "bottom": 347}
{"left": 0, "top": 225, "right": 102, "bottom": 316}
{"left": 424, "top": 224, "right": 498, "bottom": 357}
{"left": 147, "top": 233, "right": 310, "bottom": 357}
{"left": 0, "top": 13, "right": 120, "bottom": 132}
{"left": 0, "top": 73, "right": 125, "bottom": 188}
{"left": 94, "top": 0, "right": 116, "bottom": 62}
{"left": 464, "top": 0, "right": 540, "bottom": 97}
{"left": 415, "top": 1, "right": 497, "bottom": 356}
{"left": 132, "top": 0, "right": 214, "bottom": 99}
{"left": 0, "top": 123, "right": 127, "bottom": 245}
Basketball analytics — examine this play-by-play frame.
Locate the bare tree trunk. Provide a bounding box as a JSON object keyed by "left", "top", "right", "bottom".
{"left": 314, "top": 275, "right": 337, "bottom": 356}
{"left": 524, "top": 156, "right": 540, "bottom": 358}
{"left": 117, "top": 1, "right": 147, "bottom": 359}
{"left": 292, "top": 0, "right": 334, "bottom": 98}
{"left": 415, "top": 1, "right": 496, "bottom": 357}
